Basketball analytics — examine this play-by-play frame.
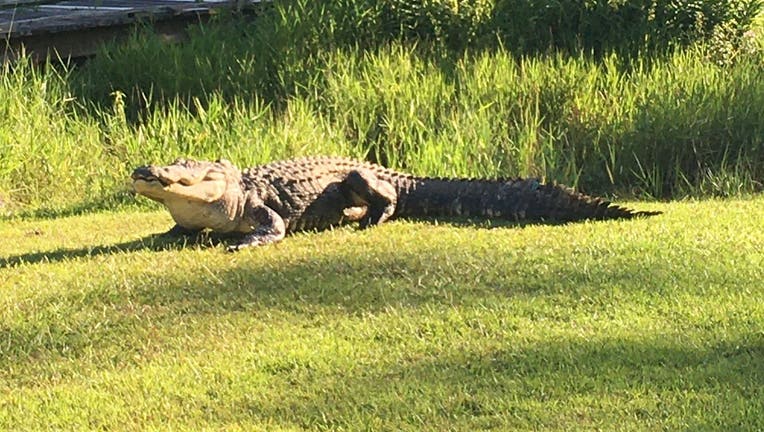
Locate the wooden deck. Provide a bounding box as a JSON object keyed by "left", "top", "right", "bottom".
{"left": 1, "top": 0, "right": 263, "bottom": 62}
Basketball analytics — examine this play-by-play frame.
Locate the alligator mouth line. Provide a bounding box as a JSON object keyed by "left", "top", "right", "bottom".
{"left": 132, "top": 173, "right": 171, "bottom": 187}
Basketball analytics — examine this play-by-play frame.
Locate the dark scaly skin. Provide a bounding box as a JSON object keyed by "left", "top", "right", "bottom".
{"left": 132, "top": 156, "right": 660, "bottom": 251}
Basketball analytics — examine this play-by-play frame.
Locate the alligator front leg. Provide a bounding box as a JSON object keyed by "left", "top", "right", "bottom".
{"left": 340, "top": 169, "right": 398, "bottom": 229}
{"left": 227, "top": 203, "right": 286, "bottom": 252}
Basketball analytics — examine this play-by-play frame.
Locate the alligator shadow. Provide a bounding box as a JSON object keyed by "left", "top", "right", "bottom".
{"left": 404, "top": 216, "right": 562, "bottom": 230}
{"left": 0, "top": 215, "right": 620, "bottom": 269}
{"left": 0, "top": 233, "right": 228, "bottom": 269}
{"left": 1, "top": 191, "right": 136, "bottom": 222}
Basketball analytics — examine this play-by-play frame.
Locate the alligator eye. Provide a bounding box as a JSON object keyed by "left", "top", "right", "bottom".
{"left": 206, "top": 171, "right": 226, "bottom": 181}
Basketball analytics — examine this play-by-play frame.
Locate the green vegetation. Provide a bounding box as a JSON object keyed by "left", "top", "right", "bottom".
{"left": 1, "top": 2, "right": 763, "bottom": 428}
{"left": 1, "top": 1, "right": 763, "bottom": 214}
{"left": 1, "top": 198, "right": 762, "bottom": 430}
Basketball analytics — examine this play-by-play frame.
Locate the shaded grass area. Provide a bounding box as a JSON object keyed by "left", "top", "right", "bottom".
{"left": 1, "top": 198, "right": 762, "bottom": 430}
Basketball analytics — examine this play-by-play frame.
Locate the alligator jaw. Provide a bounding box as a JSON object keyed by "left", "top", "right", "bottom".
{"left": 131, "top": 164, "right": 212, "bottom": 187}
{"left": 131, "top": 164, "right": 228, "bottom": 204}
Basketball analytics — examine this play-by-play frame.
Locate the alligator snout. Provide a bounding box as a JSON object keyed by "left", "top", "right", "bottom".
{"left": 131, "top": 166, "right": 152, "bottom": 180}
{"left": 131, "top": 166, "right": 172, "bottom": 186}
{"left": 132, "top": 163, "right": 212, "bottom": 187}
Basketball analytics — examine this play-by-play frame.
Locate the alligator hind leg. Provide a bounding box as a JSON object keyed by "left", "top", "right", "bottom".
{"left": 340, "top": 169, "right": 397, "bottom": 229}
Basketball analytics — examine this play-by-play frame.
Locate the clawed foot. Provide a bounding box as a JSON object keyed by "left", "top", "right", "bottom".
{"left": 359, "top": 203, "right": 396, "bottom": 229}
{"left": 226, "top": 241, "right": 260, "bottom": 252}
{"left": 225, "top": 229, "right": 284, "bottom": 252}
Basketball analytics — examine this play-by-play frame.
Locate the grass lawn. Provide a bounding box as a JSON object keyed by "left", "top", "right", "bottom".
{"left": 1, "top": 198, "right": 762, "bottom": 431}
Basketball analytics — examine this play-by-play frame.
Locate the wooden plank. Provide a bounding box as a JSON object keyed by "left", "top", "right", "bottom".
{"left": 0, "top": 1, "right": 255, "bottom": 34}
{"left": 0, "top": 0, "right": 236, "bottom": 5}
{"left": 1, "top": 1, "right": 262, "bottom": 38}
{"left": 2, "top": 5, "right": 207, "bottom": 37}
{"left": 0, "top": 1, "right": 58, "bottom": 6}
{"left": 1, "top": 0, "right": 266, "bottom": 62}
{"left": 2, "top": 13, "right": 201, "bottom": 62}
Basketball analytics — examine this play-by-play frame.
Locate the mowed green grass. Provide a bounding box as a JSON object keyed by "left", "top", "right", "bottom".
{"left": 1, "top": 198, "right": 762, "bottom": 431}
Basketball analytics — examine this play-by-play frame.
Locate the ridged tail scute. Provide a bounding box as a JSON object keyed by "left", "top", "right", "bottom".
{"left": 397, "top": 177, "right": 661, "bottom": 222}
{"left": 521, "top": 181, "right": 662, "bottom": 222}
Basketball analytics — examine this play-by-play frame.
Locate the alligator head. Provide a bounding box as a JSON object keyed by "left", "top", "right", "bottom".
{"left": 131, "top": 158, "right": 246, "bottom": 232}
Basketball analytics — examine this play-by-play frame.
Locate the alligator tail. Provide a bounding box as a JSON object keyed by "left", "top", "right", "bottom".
{"left": 517, "top": 180, "right": 661, "bottom": 221}
{"left": 396, "top": 177, "right": 661, "bottom": 222}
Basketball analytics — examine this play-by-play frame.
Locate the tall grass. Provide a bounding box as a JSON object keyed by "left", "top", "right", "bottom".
{"left": 238, "top": 0, "right": 764, "bottom": 55}
{"left": 319, "top": 46, "right": 764, "bottom": 196}
{"left": 0, "top": 59, "right": 113, "bottom": 213}
{"left": 1, "top": 1, "right": 763, "bottom": 214}
{"left": 73, "top": 0, "right": 764, "bottom": 109}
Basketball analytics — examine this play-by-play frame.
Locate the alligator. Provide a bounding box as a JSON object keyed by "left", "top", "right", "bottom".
{"left": 131, "top": 156, "right": 660, "bottom": 251}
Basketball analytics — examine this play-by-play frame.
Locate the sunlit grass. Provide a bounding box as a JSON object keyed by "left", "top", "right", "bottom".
{"left": 2, "top": 198, "right": 762, "bottom": 430}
